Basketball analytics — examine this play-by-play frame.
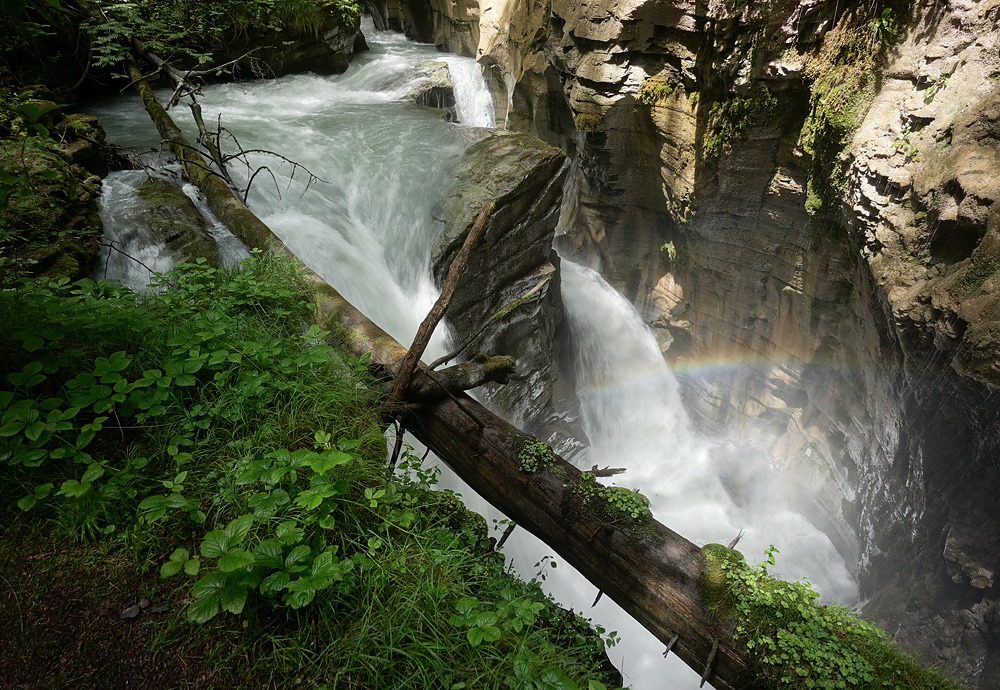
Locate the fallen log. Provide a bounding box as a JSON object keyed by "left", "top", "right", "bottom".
{"left": 372, "top": 353, "right": 515, "bottom": 402}
{"left": 126, "top": 67, "right": 750, "bottom": 688}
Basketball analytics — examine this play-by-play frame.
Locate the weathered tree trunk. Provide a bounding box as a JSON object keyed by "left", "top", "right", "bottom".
{"left": 126, "top": 67, "right": 751, "bottom": 690}
{"left": 126, "top": 60, "right": 279, "bottom": 252}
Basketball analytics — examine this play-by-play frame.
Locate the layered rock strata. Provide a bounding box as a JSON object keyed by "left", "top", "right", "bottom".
{"left": 394, "top": 0, "right": 1000, "bottom": 683}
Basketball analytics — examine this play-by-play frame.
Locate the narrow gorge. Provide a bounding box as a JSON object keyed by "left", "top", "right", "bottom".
{"left": 371, "top": 0, "right": 1000, "bottom": 685}
{"left": 2, "top": 0, "right": 998, "bottom": 687}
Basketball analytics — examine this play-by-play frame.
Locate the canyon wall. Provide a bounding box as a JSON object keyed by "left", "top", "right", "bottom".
{"left": 389, "top": 0, "right": 1000, "bottom": 683}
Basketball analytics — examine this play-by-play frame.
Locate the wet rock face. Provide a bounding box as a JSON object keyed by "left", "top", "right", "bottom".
{"left": 0, "top": 96, "right": 107, "bottom": 283}
{"left": 404, "top": 61, "right": 458, "bottom": 115}
{"left": 399, "top": 0, "right": 1000, "bottom": 683}
{"left": 379, "top": 0, "right": 481, "bottom": 55}
{"left": 432, "top": 132, "right": 575, "bottom": 440}
{"left": 219, "top": 14, "right": 362, "bottom": 77}
{"left": 135, "top": 179, "right": 219, "bottom": 266}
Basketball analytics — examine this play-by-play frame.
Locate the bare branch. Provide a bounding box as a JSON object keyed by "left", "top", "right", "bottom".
{"left": 99, "top": 239, "right": 157, "bottom": 276}
{"left": 389, "top": 205, "right": 491, "bottom": 403}
{"left": 428, "top": 274, "right": 552, "bottom": 371}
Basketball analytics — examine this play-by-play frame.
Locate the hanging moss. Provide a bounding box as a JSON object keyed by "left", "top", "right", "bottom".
{"left": 799, "top": 3, "right": 905, "bottom": 216}
{"left": 636, "top": 75, "right": 678, "bottom": 105}
{"left": 701, "top": 87, "right": 778, "bottom": 160}
{"left": 574, "top": 113, "right": 603, "bottom": 133}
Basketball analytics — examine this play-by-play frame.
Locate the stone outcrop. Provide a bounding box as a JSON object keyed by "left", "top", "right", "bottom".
{"left": 218, "top": 12, "right": 363, "bottom": 77}
{"left": 372, "top": 0, "right": 481, "bottom": 55}
{"left": 0, "top": 94, "right": 107, "bottom": 283}
{"left": 431, "top": 131, "right": 580, "bottom": 449}
{"left": 394, "top": 0, "right": 1000, "bottom": 684}
{"left": 404, "top": 61, "right": 457, "bottom": 114}
{"left": 135, "top": 178, "right": 219, "bottom": 266}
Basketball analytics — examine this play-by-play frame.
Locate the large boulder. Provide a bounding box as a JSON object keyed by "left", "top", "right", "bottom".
{"left": 432, "top": 132, "right": 580, "bottom": 449}
{"left": 135, "top": 178, "right": 219, "bottom": 266}
{"left": 404, "top": 61, "right": 457, "bottom": 115}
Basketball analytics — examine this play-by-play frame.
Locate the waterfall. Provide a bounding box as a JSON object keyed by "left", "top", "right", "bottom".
{"left": 443, "top": 57, "right": 496, "bottom": 127}
{"left": 88, "top": 22, "right": 859, "bottom": 690}
{"left": 499, "top": 260, "right": 860, "bottom": 689}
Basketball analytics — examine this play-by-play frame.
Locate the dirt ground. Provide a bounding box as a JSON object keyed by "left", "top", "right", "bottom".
{"left": 0, "top": 524, "right": 228, "bottom": 690}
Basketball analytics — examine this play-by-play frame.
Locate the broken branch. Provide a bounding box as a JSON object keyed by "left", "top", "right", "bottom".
{"left": 388, "top": 205, "right": 491, "bottom": 402}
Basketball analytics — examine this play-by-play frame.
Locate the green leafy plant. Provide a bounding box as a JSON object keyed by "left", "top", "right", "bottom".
{"left": 869, "top": 8, "right": 895, "bottom": 50}
{"left": 574, "top": 472, "right": 651, "bottom": 524}
{"left": 0, "top": 257, "right": 624, "bottom": 689}
{"left": 700, "top": 544, "right": 962, "bottom": 689}
{"left": 518, "top": 439, "right": 554, "bottom": 473}
{"left": 892, "top": 125, "right": 920, "bottom": 162}
{"left": 923, "top": 74, "right": 948, "bottom": 102}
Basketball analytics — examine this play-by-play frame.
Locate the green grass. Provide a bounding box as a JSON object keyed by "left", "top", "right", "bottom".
{"left": 0, "top": 255, "right": 623, "bottom": 690}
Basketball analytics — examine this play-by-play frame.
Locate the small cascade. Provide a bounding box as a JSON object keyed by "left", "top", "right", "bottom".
{"left": 442, "top": 57, "right": 496, "bottom": 127}
{"left": 503, "top": 70, "right": 517, "bottom": 129}
{"left": 93, "top": 169, "right": 248, "bottom": 291}
{"left": 94, "top": 171, "right": 180, "bottom": 291}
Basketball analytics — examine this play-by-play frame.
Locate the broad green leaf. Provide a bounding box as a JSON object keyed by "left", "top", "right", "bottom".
{"left": 218, "top": 548, "right": 255, "bottom": 573}
{"left": 81, "top": 463, "right": 105, "bottom": 484}
{"left": 0, "top": 421, "right": 25, "bottom": 437}
{"left": 186, "top": 593, "right": 220, "bottom": 624}
{"left": 163, "top": 493, "right": 187, "bottom": 509}
{"left": 259, "top": 570, "right": 290, "bottom": 595}
{"left": 283, "top": 584, "right": 316, "bottom": 609}
{"left": 76, "top": 428, "right": 96, "bottom": 449}
{"left": 456, "top": 597, "right": 477, "bottom": 616}
{"left": 294, "top": 485, "right": 337, "bottom": 511}
{"left": 161, "top": 559, "right": 184, "bottom": 578}
{"left": 139, "top": 496, "right": 166, "bottom": 511}
{"left": 248, "top": 489, "right": 290, "bottom": 517}
{"left": 21, "top": 334, "right": 44, "bottom": 352}
{"left": 276, "top": 520, "right": 305, "bottom": 546}
{"left": 200, "top": 530, "right": 230, "bottom": 558}
{"left": 191, "top": 571, "right": 229, "bottom": 598}
{"left": 475, "top": 611, "right": 498, "bottom": 628}
{"left": 467, "top": 627, "right": 483, "bottom": 646}
{"left": 23, "top": 421, "right": 44, "bottom": 441}
{"left": 184, "top": 558, "right": 200, "bottom": 576}
{"left": 57, "top": 479, "right": 91, "bottom": 498}
{"left": 285, "top": 544, "right": 310, "bottom": 567}
{"left": 309, "top": 450, "right": 352, "bottom": 475}
{"left": 220, "top": 583, "right": 248, "bottom": 614}
{"left": 482, "top": 625, "right": 501, "bottom": 643}
{"left": 16, "top": 494, "right": 37, "bottom": 511}
{"left": 224, "top": 514, "right": 254, "bottom": 544}
{"left": 310, "top": 550, "right": 337, "bottom": 579}
{"left": 253, "top": 539, "right": 285, "bottom": 569}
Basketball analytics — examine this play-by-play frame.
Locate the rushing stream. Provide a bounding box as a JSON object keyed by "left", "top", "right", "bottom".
{"left": 88, "top": 19, "right": 858, "bottom": 689}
